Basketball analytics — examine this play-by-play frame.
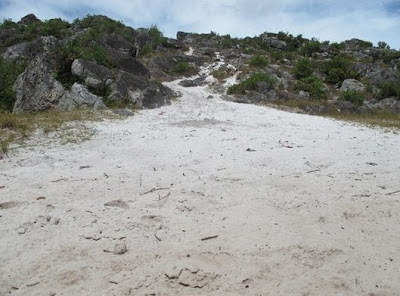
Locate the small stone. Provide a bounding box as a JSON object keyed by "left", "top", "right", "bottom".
{"left": 104, "top": 200, "right": 129, "bottom": 209}
{"left": 17, "top": 228, "right": 26, "bottom": 234}
{"left": 114, "top": 243, "right": 127, "bottom": 255}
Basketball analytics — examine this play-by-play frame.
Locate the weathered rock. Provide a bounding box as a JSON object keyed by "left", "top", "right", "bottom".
{"left": 260, "top": 33, "right": 287, "bottom": 50}
{"left": 3, "top": 36, "right": 60, "bottom": 62}
{"left": 163, "top": 38, "right": 182, "bottom": 49}
{"left": 376, "top": 97, "right": 398, "bottom": 109}
{"left": 18, "top": 14, "right": 40, "bottom": 26}
{"left": 13, "top": 56, "right": 66, "bottom": 112}
{"left": 71, "top": 59, "right": 114, "bottom": 91}
{"left": 0, "top": 29, "right": 24, "bottom": 48}
{"left": 101, "top": 33, "right": 136, "bottom": 54}
{"left": 108, "top": 71, "right": 175, "bottom": 109}
{"left": 179, "top": 76, "right": 207, "bottom": 87}
{"left": 60, "top": 83, "right": 106, "bottom": 110}
{"left": 340, "top": 79, "right": 365, "bottom": 92}
{"left": 105, "top": 48, "right": 150, "bottom": 77}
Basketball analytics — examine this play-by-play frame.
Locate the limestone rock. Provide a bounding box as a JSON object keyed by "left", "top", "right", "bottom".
{"left": 71, "top": 59, "right": 114, "bottom": 91}
{"left": 18, "top": 14, "right": 40, "bottom": 26}
{"left": 13, "top": 56, "right": 66, "bottom": 112}
{"left": 60, "top": 83, "right": 106, "bottom": 110}
{"left": 340, "top": 79, "right": 366, "bottom": 92}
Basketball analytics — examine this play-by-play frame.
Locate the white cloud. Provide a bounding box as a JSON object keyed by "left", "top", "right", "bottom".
{"left": 1, "top": 0, "right": 399, "bottom": 48}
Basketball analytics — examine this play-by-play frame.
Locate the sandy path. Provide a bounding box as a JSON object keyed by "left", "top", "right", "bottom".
{"left": 1, "top": 78, "right": 400, "bottom": 295}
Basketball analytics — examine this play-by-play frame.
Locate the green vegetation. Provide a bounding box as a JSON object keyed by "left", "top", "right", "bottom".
{"left": 295, "top": 76, "right": 327, "bottom": 100}
{"left": 299, "top": 39, "right": 321, "bottom": 57}
{"left": 381, "top": 49, "right": 400, "bottom": 64}
{"left": 379, "top": 81, "right": 400, "bottom": 99}
{"left": 321, "top": 55, "right": 358, "bottom": 84}
{"left": 0, "top": 57, "right": 27, "bottom": 112}
{"left": 339, "top": 89, "right": 364, "bottom": 106}
{"left": 293, "top": 57, "right": 313, "bottom": 79}
{"left": 227, "top": 72, "right": 276, "bottom": 95}
{"left": 171, "top": 62, "right": 198, "bottom": 76}
{"left": 0, "top": 109, "right": 120, "bottom": 154}
{"left": 0, "top": 19, "right": 18, "bottom": 30}
{"left": 249, "top": 55, "right": 269, "bottom": 68}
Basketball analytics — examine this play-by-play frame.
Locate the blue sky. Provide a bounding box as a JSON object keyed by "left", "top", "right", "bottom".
{"left": 0, "top": 0, "right": 399, "bottom": 49}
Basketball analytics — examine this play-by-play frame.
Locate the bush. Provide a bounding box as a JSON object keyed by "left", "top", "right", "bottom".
{"left": 379, "top": 81, "right": 400, "bottom": 99}
{"left": 41, "top": 18, "right": 70, "bottom": 39}
{"left": 227, "top": 72, "right": 276, "bottom": 94}
{"left": 381, "top": 50, "right": 400, "bottom": 64}
{"left": 300, "top": 39, "right": 321, "bottom": 56}
{"left": 0, "top": 58, "right": 27, "bottom": 111}
{"left": 293, "top": 57, "right": 312, "bottom": 79}
{"left": 0, "top": 19, "right": 18, "bottom": 30}
{"left": 249, "top": 55, "right": 269, "bottom": 68}
{"left": 171, "top": 62, "right": 198, "bottom": 76}
{"left": 295, "top": 76, "right": 327, "bottom": 100}
{"left": 148, "top": 25, "right": 165, "bottom": 49}
{"left": 339, "top": 90, "right": 364, "bottom": 105}
{"left": 321, "top": 55, "right": 358, "bottom": 84}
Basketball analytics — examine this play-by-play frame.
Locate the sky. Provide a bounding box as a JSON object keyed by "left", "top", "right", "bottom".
{"left": 1, "top": 0, "right": 399, "bottom": 49}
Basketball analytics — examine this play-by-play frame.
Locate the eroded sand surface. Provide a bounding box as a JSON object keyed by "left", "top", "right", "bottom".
{"left": 1, "top": 78, "right": 400, "bottom": 295}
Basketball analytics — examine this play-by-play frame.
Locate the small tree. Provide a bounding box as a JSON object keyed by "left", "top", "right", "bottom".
{"left": 293, "top": 57, "right": 312, "bottom": 79}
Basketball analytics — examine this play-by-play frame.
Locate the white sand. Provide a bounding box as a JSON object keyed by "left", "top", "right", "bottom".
{"left": 1, "top": 77, "right": 400, "bottom": 295}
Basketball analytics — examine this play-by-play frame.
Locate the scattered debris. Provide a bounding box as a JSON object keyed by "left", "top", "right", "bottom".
{"left": 140, "top": 187, "right": 170, "bottom": 195}
{"left": 246, "top": 148, "right": 256, "bottom": 152}
{"left": 366, "top": 162, "right": 378, "bottom": 166}
{"left": 51, "top": 178, "right": 68, "bottom": 183}
{"left": 201, "top": 235, "right": 219, "bottom": 241}
{"left": 387, "top": 190, "right": 400, "bottom": 196}
{"left": 104, "top": 200, "right": 129, "bottom": 209}
{"left": 36, "top": 196, "right": 46, "bottom": 200}
{"left": 0, "top": 185, "right": 5, "bottom": 189}
{"left": 79, "top": 165, "right": 91, "bottom": 170}
{"left": 104, "top": 172, "right": 109, "bottom": 178}
{"left": 114, "top": 243, "right": 128, "bottom": 255}
{"left": 0, "top": 201, "right": 19, "bottom": 210}
{"left": 154, "top": 232, "right": 162, "bottom": 242}
{"left": 26, "top": 282, "right": 40, "bottom": 287}
{"left": 307, "top": 169, "right": 321, "bottom": 173}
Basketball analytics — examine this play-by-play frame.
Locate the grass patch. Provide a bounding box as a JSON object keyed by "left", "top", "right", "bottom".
{"left": 249, "top": 55, "right": 269, "bottom": 68}
{"left": 170, "top": 62, "right": 198, "bottom": 77}
{"left": 339, "top": 89, "right": 364, "bottom": 106}
{"left": 295, "top": 76, "right": 327, "bottom": 100}
{"left": 325, "top": 110, "right": 400, "bottom": 130}
{"left": 0, "top": 109, "right": 120, "bottom": 154}
{"left": 227, "top": 72, "right": 276, "bottom": 94}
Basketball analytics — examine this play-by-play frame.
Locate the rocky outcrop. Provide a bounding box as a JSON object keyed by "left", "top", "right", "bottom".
{"left": 71, "top": 59, "right": 114, "bottom": 91}
{"left": 340, "top": 79, "right": 365, "bottom": 92}
{"left": 60, "top": 83, "right": 106, "bottom": 110}
{"left": 260, "top": 33, "right": 287, "bottom": 50}
{"left": 13, "top": 56, "right": 66, "bottom": 112}
{"left": 108, "top": 71, "right": 175, "bottom": 109}
{"left": 18, "top": 14, "right": 40, "bottom": 26}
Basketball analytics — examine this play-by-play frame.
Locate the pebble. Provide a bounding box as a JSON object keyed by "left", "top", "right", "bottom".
{"left": 17, "top": 228, "right": 26, "bottom": 234}
{"left": 114, "top": 243, "right": 127, "bottom": 255}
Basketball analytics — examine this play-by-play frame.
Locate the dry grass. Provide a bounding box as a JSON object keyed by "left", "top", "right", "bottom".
{"left": 325, "top": 110, "right": 400, "bottom": 130}
{"left": 0, "top": 109, "right": 121, "bottom": 156}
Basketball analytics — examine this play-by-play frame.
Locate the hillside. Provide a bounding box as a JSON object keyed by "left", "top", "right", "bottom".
{"left": 1, "top": 14, "right": 400, "bottom": 115}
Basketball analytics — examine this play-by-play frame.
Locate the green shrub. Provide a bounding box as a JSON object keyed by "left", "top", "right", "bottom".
{"left": 381, "top": 50, "right": 400, "bottom": 64}
{"left": 148, "top": 25, "right": 165, "bottom": 49}
{"left": 227, "top": 72, "right": 276, "bottom": 94}
{"left": 0, "top": 19, "right": 18, "bottom": 30}
{"left": 339, "top": 89, "right": 364, "bottom": 105}
{"left": 295, "top": 75, "right": 327, "bottom": 100}
{"left": 321, "top": 55, "right": 358, "bottom": 84}
{"left": 379, "top": 81, "right": 400, "bottom": 99}
{"left": 171, "top": 62, "right": 198, "bottom": 76}
{"left": 293, "top": 57, "right": 312, "bottom": 79}
{"left": 41, "top": 18, "right": 70, "bottom": 39}
{"left": 0, "top": 58, "right": 27, "bottom": 111}
{"left": 249, "top": 55, "right": 269, "bottom": 68}
{"left": 300, "top": 39, "right": 321, "bottom": 56}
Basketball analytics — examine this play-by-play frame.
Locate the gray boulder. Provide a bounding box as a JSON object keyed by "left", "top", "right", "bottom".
{"left": 340, "top": 79, "right": 366, "bottom": 92}
{"left": 260, "top": 34, "right": 287, "bottom": 50}
{"left": 376, "top": 97, "right": 398, "bottom": 109}
{"left": 60, "top": 83, "right": 106, "bottom": 110}
{"left": 13, "top": 56, "right": 66, "bottom": 112}
{"left": 179, "top": 76, "right": 207, "bottom": 87}
{"left": 71, "top": 59, "right": 114, "bottom": 91}
{"left": 108, "top": 71, "right": 175, "bottom": 109}
{"left": 18, "top": 14, "right": 40, "bottom": 26}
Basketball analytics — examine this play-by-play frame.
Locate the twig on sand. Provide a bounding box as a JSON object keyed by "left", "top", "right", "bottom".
{"left": 158, "top": 192, "right": 171, "bottom": 201}
{"left": 387, "top": 190, "right": 400, "bottom": 196}
{"left": 51, "top": 178, "right": 69, "bottom": 183}
{"left": 154, "top": 232, "right": 162, "bottom": 242}
{"left": 307, "top": 169, "right": 321, "bottom": 174}
{"left": 201, "top": 235, "right": 219, "bottom": 241}
{"left": 140, "top": 187, "right": 170, "bottom": 195}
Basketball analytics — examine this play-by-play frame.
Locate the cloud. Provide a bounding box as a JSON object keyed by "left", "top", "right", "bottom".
{"left": 0, "top": 0, "right": 399, "bottom": 48}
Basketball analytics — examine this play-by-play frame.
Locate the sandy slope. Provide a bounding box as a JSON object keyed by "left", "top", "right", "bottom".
{"left": 1, "top": 72, "right": 400, "bottom": 295}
